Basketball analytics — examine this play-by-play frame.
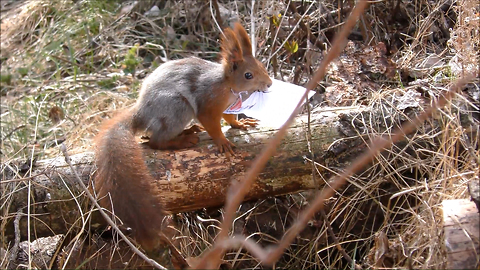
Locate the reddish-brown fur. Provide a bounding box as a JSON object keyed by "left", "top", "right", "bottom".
{"left": 94, "top": 111, "right": 166, "bottom": 250}
{"left": 94, "top": 23, "right": 271, "bottom": 251}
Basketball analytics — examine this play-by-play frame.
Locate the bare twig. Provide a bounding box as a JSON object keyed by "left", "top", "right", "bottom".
{"left": 199, "top": 235, "right": 269, "bottom": 264}
{"left": 263, "top": 75, "right": 474, "bottom": 265}
{"left": 1, "top": 125, "right": 26, "bottom": 143}
{"left": 0, "top": 170, "right": 50, "bottom": 184}
{"left": 59, "top": 144, "right": 167, "bottom": 270}
{"left": 320, "top": 209, "right": 361, "bottom": 270}
{"left": 306, "top": 92, "right": 318, "bottom": 189}
{"left": 267, "top": 0, "right": 316, "bottom": 65}
{"left": 250, "top": 0, "right": 256, "bottom": 56}
{"left": 193, "top": 1, "right": 370, "bottom": 269}
{"left": 159, "top": 233, "right": 189, "bottom": 269}
{"left": 210, "top": 0, "right": 224, "bottom": 32}
{"left": 7, "top": 209, "right": 23, "bottom": 269}
{"left": 286, "top": 0, "right": 326, "bottom": 50}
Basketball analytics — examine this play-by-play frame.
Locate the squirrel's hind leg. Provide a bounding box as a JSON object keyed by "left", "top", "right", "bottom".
{"left": 147, "top": 133, "right": 200, "bottom": 150}
{"left": 179, "top": 124, "right": 205, "bottom": 135}
{"left": 144, "top": 112, "right": 200, "bottom": 150}
{"left": 151, "top": 124, "right": 204, "bottom": 149}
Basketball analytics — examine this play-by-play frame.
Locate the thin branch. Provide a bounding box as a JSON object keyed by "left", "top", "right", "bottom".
{"left": 192, "top": 1, "right": 370, "bottom": 269}
{"left": 0, "top": 170, "right": 50, "bottom": 184}
{"left": 1, "top": 124, "right": 26, "bottom": 143}
{"left": 263, "top": 75, "right": 474, "bottom": 265}
{"left": 267, "top": 0, "right": 316, "bottom": 64}
{"left": 7, "top": 209, "right": 23, "bottom": 269}
{"left": 306, "top": 90, "right": 318, "bottom": 189}
{"left": 210, "top": 0, "right": 224, "bottom": 33}
{"left": 286, "top": 0, "right": 326, "bottom": 50}
{"left": 320, "top": 209, "right": 361, "bottom": 270}
{"left": 250, "top": 0, "right": 256, "bottom": 55}
{"left": 219, "top": 235, "right": 269, "bottom": 262}
{"left": 59, "top": 144, "right": 167, "bottom": 270}
{"left": 196, "top": 235, "right": 269, "bottom": 265}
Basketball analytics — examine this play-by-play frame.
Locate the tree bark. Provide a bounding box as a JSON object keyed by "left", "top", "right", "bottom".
{"left": 3, "top": 107, "right": 368, "bottom": 240}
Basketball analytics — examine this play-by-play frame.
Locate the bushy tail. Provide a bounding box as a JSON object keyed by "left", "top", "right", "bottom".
{"left": 94, "top": 110, "right": 166, "bottom": 250}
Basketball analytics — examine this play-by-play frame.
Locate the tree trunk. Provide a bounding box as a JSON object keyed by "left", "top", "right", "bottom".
{"left": 3, "top": 107, "right": 368, "bottom": 240}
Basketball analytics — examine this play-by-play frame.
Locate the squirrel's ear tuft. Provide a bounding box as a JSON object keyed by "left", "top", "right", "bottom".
{"left": 233, "top": 23, "right": 253, "bottom": 56}
{"left": 221, "top": 28, "right": 243, "bottom": 71}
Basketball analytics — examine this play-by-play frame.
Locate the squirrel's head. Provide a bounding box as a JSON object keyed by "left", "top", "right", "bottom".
{"left": 221, "top": 23, "right": 272, "bottom": 94}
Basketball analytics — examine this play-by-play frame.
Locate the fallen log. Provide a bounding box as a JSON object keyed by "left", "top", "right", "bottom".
{"left": 3, "top": 107, "right": 369, "bottom": 240}
{"left": 442, "top": 199, "right": 480, "bottom": 270}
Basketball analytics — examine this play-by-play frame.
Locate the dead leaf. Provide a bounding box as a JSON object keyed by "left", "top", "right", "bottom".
{"left": 48, "top": 106, "right": 64, "bottom": 124}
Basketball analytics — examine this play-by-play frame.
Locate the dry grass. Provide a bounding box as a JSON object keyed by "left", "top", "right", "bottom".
{"left": 1, "top": 0, "right": 478, "bottom": 269}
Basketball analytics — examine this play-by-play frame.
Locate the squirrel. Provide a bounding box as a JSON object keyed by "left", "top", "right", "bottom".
{"left": 93, "top": 23, "right": 272, "bottom": 251}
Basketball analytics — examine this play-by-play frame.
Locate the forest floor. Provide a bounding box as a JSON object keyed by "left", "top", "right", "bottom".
{"left": 1, "top": 0, "right": 479, "bottom": 269}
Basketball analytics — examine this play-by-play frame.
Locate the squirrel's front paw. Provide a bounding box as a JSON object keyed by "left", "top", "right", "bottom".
{"left": 213, "top": 137, "right": 235, "bottom": 155}
{"left": 230, "top": 118, "right": 258, "bottom": 130}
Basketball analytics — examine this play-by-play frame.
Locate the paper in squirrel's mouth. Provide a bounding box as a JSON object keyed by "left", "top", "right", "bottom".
{"left": 223, "top": 89, "right": 269, "bottom": 114}
{"left": 224, "top": 79, "right": 316, "bottom": 128}
{"left": 225, "top": 88, "right": 272, "bottom": 113}
{"left": 226, "top": 95, "right": 243, "bottom": 111}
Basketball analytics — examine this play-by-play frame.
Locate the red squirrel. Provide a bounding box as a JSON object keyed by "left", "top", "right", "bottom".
{"left": 94, "top": 23, "right": 272, "bottom": 250}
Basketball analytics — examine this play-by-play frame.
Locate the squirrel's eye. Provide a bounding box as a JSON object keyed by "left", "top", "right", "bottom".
{"left": 244, "top": 72, "right": 253, "bottom": 80}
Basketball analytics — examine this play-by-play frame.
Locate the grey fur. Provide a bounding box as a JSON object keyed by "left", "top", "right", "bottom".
{"left": 131, "top": 57, "right": 233, "bottom": 142}
{"left": 128, "top": 25, "right": 272, "bottom": 146}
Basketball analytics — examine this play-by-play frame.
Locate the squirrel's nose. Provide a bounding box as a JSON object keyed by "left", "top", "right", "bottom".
{"left": 267, "top": 83, "right": 272, "bottom": 88}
